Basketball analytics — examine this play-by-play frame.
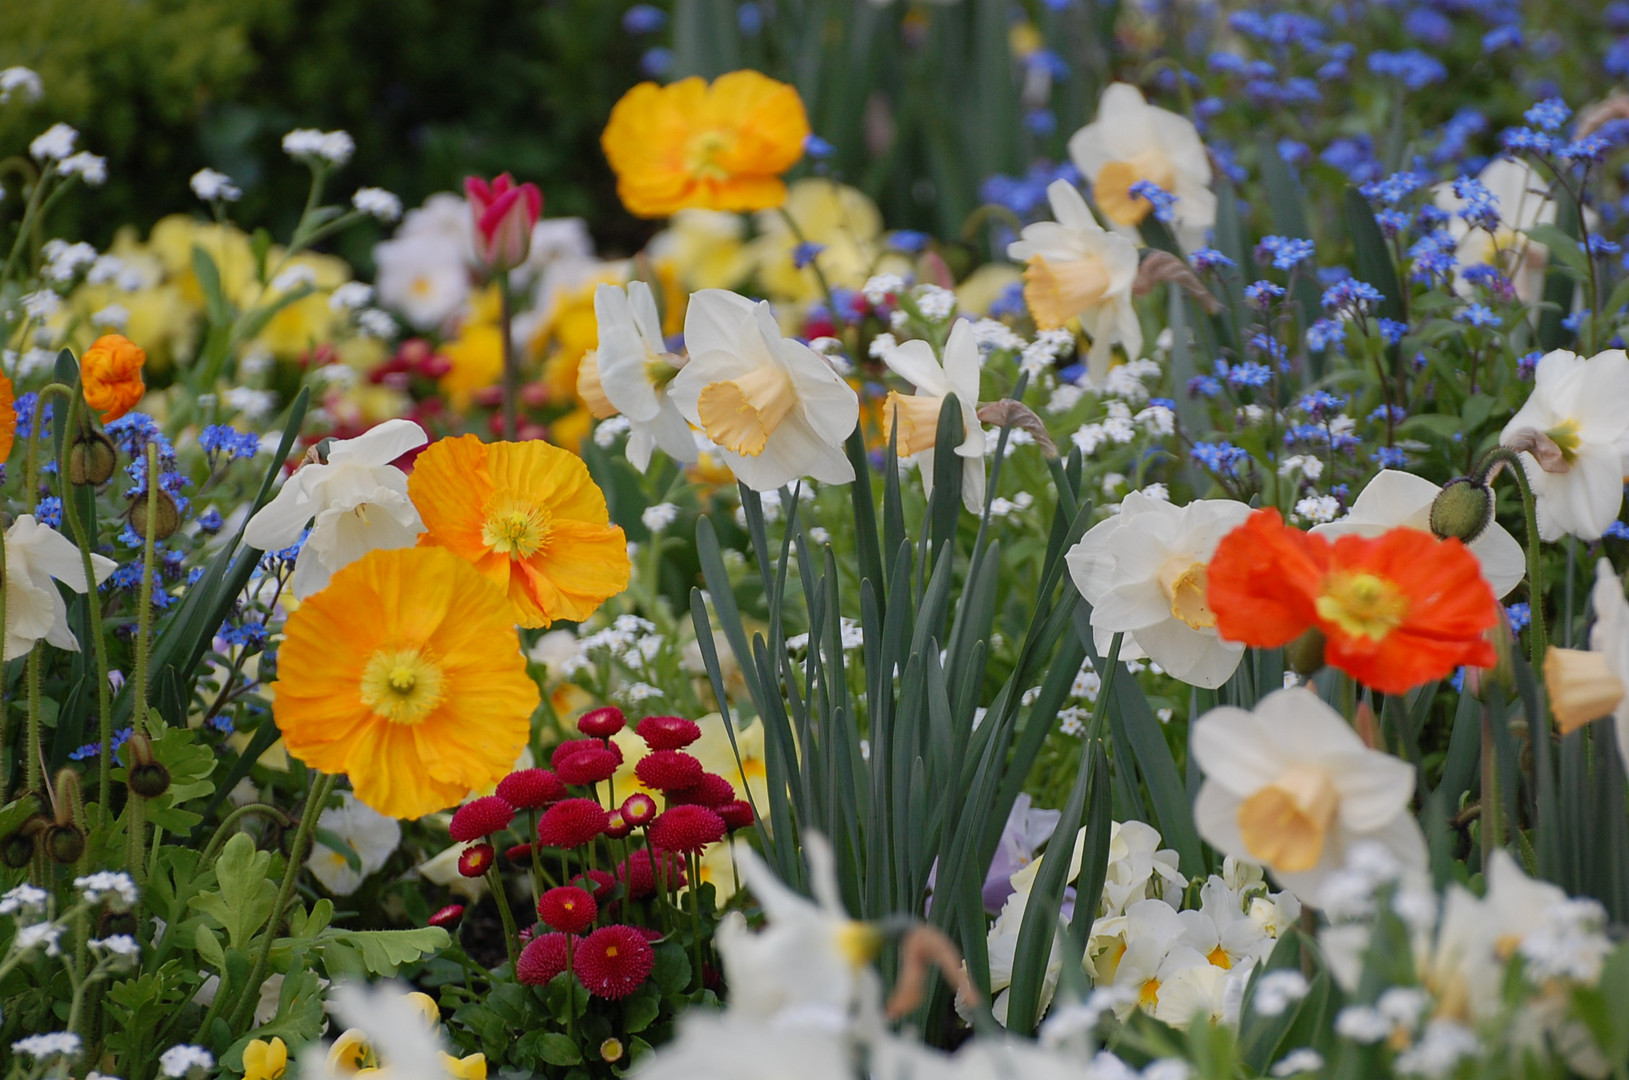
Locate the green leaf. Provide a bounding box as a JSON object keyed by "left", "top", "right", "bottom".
{"left": 192, "top": 245, "right": 233, "bottom": 326}
{"left": 290, "top": 926, "right": 452, "bottom": 976}
{"left": 537, "top": 1032, "right": 584, "bottom": 1067}
{"left": 115, "top": 722, "right": 216, "bottom": 831}
{"left": 1524, "top": 224, "right": 1590, "bottom": 282}
{"left": 313, "top": 827, "right": 363, "bottom": 873}
{"left": 194, "top": 923, "right": 226, "bottom": 972}
{"left": 651, "top": 941, "right": 691, "bottom": 996}
{"left": 223, "top": 967, "right": 328, "bottom": 1069}
{"left": 621, "top": 982, "right": 662, "bottom": 1034}
{"left": 1342, "top": 186, "right": 1405, "bottom": 325}
{"left": 189, "top": 832, "right": 278, "bottom": 951}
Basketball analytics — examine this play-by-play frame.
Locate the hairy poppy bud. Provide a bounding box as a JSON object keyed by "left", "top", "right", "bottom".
{"left": 70, "top": 430, "right": 118, "bottom": 486}
{"left": 44, "top": 823, "right": 86, "bottom": 864}
{"left": 1429, "top": 477, "right": 1494, "bottom": 544}
{"left": 1, "top": 828, "right": 36, "bottom": 868}
{"left": 129, "top": 489, "right": 181, "bottom": 540}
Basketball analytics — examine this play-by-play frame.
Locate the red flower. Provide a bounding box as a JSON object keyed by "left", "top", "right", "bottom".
{"left": 573, "top": 869, "right": 616, "bottom": 902}
{"left": 649, "top": 805, "right": 725, "bottom": 853}
{"left": 620, "top": 792, "right": 658, "bottom": 826}
{"left": 553, "top": 740, "right": 621, "bottom": 786}
{"left": 604, "top": 810, "right": 632, "bottom": 839}
{"left": 505, "top": 841, "right": 535, "bottom": 865}
{"left": 427, "top": 904, "right": 465, "bottom": 929}
{"left": 667, "top": 772, "right": 735, "bottom": 808}
{"left": 575, "top": 925, "right": 655, "bottom": 999}
{"left": 538, "top": 886, "right": 599, "bottom": 934}
{"left": 635, "top": 750, "right": 704, "bottom": 792}
{"left": 636, "top": 715, "right": 701, "bottom": 750}
{"left": 465, "top": 173, "right": 542, "bottom": 274}
{"left": 1208, "top": 510, "right": 1498, "bottom": 695}
{"left": 496, "top": 769, "right": 566, "bottom": 809}
{"left": 516, "top": 931, "right": 576, "bottom": 986}
{"left": 717, "top": 799, "right": 755, "bottom": 831}
{"left": 537, "top": 798, "right": 610, "bottom": 848}
{"left": 449, "top": 796, "right": 515, "bottom": 841}
{"left": 458, "top": 843, "right": 495, "bottom": 878}
{"left": 617, "top": 847, "right": 686, "bottom": 898}
{"left": 578, "top": 706, "right": 626, "bottom": 738}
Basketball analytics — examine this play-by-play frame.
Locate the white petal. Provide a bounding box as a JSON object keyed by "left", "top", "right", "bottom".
{"left": 683, "top": 288, "right": 758, "bottom": 360}
{"left": 326, "top": 418, "right": 427, "bottom": 467}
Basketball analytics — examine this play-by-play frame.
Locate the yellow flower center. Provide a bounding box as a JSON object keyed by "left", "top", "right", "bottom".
{"left": 1139, "top": 978, "right": 1161, "bottom": 1008}
{"left": 482, "top": 495, "right": 553, "bottom": 558}
{"left": 605, "top": 944, "right": 619, "bottom": 958}
{"left": 1095, "top": 150, "right": 1176, "bottom": 227}
{"left": 1237, "top": 763, "right": 1339, "bottom": 872}
{"left": 1023, "top": 254, "right": 1112, "bottom": 330}
{"left": 1545, "top": 419, "right": 1582, "bottom": 464}
{"left": 1207, "top": 945, "right": 1232, "bottom": 969}
{"left": 696, "top": 364, "right": 798, "bottom": 456}
{"left": 1159, "top": 558, "right": 1216, "bottom": 630}
{"left": 687, "top": 128, "right": 736, "bottom": 182}
{"left": 1315, "top": 571, "right": 1408, "bottom": 643}
{"left": 360, "top": 648, "right": 445, "bottom": 726}
{"left": 836, "top": 920, "right": 883, "bottom": 967}
{"left": 881, "top": 390, "right": 949, "bottom": 457}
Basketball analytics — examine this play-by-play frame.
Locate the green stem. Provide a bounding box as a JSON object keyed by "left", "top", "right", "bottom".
{"left": 0, "top": 163, "right": 51, "bottom": 284}
{"left": 499, "top": 270, "right": 517, "bottom": 441}
{"left": 199, "top": 803, "right": 296, "bottom": 863}
{"left": 486, "top": 865, "right": 521, "bottom": 972}
{"left": 227, "top": 771, "right": 338, "bottom": 1034}
{"left": 23, "top": 645, "right": 42, "bottom": 795}
{"left": 134, "top": 442, "right": 159, "bottom": 735}
{"left": 1474, "top": 447, "right": 1547, "bottom": 667}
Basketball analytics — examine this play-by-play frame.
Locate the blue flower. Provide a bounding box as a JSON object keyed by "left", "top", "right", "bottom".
{"left": 1524, "top": 98, "right": 1571, "bottom": 133}
{"left": 639, "top": 48, "right": 674, "bottom": 78}
{"left": 1298, "top": 391, "right": 1346, "bottom": 419}
{"left": 1506, "top": 602, "right": 1532, "bottom": 633}
{"left": 1191, "top": 248, "right": 1235, "bottom": 272}
{"left": 1226, "top": 361, "right": 1274, "bottom": 388}
{"left": 1502, "top": 127, "right": 1558, "bottom": 155}
{"left": 1307, "top": 318, "right": 1347, "bottom": 352}
{"left": 14, "top": 392, "right": 49, "bottom": 441}
{"left": 35, "top": 496, "right": 62, "bottom": 528}
{"left": 1379, "top": 318, "right": 1409, "bottom": 344}
{"left": 1374, "top": 446, "right": 1408, "bottom": 468}
{"left": 1191, "top": 440, "right": 1251, "bottom": 475}
{"left": 736, "top": 2, "right": 763, "bottom": 35}
{"left": 1244, "top": 280, "right": 1286, "bottom": 309}
{"left": 804, "top": 134, "right": 834, "bottom": 159}
{"left": 1257, "top": 236, "right": 1316, "bottom": 271}
{"left": 888, "top": 231, "right": 930, "bottom": 254}
{"left": 197, "top": 507, "right": 224, "bottom": 534}
{"left": 1128, "top": 179, "right": 1176, "bottom": 223}
{"left": 792, "top": 242, "right": 826, "bottom": 270}
{"left": 1367, "top": 50, "right": 1446, "bottom": 91}
{"left": 1481, "top": 24, "right": 1522, "bottom": 52}
{"left": 1408, "top": 231, "right": 1458, "bottom": 283}
{"left": 621, "top": 4, "right": 665, "bottom": 33}
{"left": 1320, "top": 279, "right": 1383, "bottom": 312}
{"left": 1187, "top": 375, "right": 1223, "bottom": 398}
{"left": 1456, "top": 304, "right": 1501, "bottom": 328}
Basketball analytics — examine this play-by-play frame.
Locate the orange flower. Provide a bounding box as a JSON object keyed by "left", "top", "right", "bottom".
{"left": 1207, "top": 509, "right": 1498, "bottom": 694}
{"left": 80, "top": 334, "right": 147, "bottom": 422}
{"left": 272, "top": 546, "right": 540, "bottom": 819}
{"left": 408, "top": 435, "right": 630, "bottom": 628}
{"left": 0, "top": 371, "right": 14, "bottom": 465}
{"left": 601, "top": 70, "right": 810, "bottom": 218}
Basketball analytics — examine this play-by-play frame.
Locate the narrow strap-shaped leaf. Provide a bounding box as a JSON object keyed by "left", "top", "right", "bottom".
{"left": 1056, "top": 741, "right": 1111, "bottom": 1002}
{"left": 843, "top": 425, "right": 886, "bottom": 612}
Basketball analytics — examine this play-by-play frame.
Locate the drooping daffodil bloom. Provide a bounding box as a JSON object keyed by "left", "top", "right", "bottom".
{"left": 1191, "top": 687, "right": 1427, "bottom": 904}
{"left": 1311, "top": 470, "right": 1526, "bottom": 599}
{"left": 1006, "top": 179, "right": 1141, "bottom": 386}
{"left": 1545, "top": 561, "right": 1629, "bottom": 756}
{"left": 4, "top": 514, "right": 117, "bottom": 661}
{"left": 243, "top": 418, "right": 427, "bottom": 598}
{"left": 668, "top": 289, "right": 858, "bottom": 492}
{"left": 1066, "top": 492, "right": 1254, "bottom": 689}
{"left": 306, "top": 792, "right": 403, "bottom": 895}
{"left": 1499, "top": 348, "right": 1629, "bottom": 542}
{"left": 880, "top": 319, "right": 986, "bottom": 512}
{"left": 585, "top": 281, "right": 698, "bottom": 473}
{"left": 1068, "top": 83, "right": 1215, "bottom": 252}
{"left": 714, "top": 832, "right": 882, "bottom": 1027}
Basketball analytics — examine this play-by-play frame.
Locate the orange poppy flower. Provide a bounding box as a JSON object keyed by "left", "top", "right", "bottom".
{"left": 1207, "top": 509, "right": 1498, "bottom": 694}
{"left": 408, "top": 435, "right": 630, "bottom": 628}
{"left": 80, "top": 334, "right": 147, "bottom": 422}
{"left": 0, "top": 371, "right": 14, "bottom": 464}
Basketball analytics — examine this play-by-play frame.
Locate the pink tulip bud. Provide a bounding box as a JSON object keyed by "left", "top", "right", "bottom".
{"left": 465, "top": 173, "right": 542, "bottom": 274}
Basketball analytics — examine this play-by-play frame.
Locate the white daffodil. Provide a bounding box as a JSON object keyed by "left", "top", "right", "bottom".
{"left": 669, "top": 289, "right": 859, "bottom": 492}
{"left": 1177, "top": 875, "right": 1276, "bottom": 973}
{"left": 1066, "top": 492, "right": 1254, "bottom": 689}
{"left": 1434, "top": 157, "right": 1557, "bottom": 304}
{"left": 1312, "top": 469, "right": 1526, "bottom": 598}
{"left": 1191, "top": 688, "right": 1427, "bottom": 904}
{"left": 1006, "top": 180, "right": 1141, "bottom": 386}
{"left": 1544, "top": 561, "right": 1629, "bottom": 765}
{"left": 4, "top": 515, "right": 117, "bottom": 661}
{"left": 715, "top": 832, "right": 881, "bottom": 1026}
{"left": 1154, "top": 962, "right": 1245, "bottom": 1030}
{"left": 1500, "top": 349, "right": 1629, "bottom": 541}
{"left": 589, "top": 281, "right": 698, "bottom": 472}
{"left": 880, "top": 319, "right": 986, "bottom": 512}
{"left": 243, "top": 418, "right": 427, "bottom": 598}
{"left": 635, "top": 1012, "right": 852, "bottom": 1080}
{"left": 1068, "top": 83, "right": 1216, "bottom": 252}
{"left": 306, "top": 792, "right": 402, "bottom": 896}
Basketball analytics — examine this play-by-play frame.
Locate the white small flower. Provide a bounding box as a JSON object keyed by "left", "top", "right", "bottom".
{"left": 44, "top": 239, "right": 97, "bottom": 282}
{"left": 1334, "top": 1005, "right": 1391, "bottom": 1043}
{"left": 92, "top": 305, "right": 130, "bottom": 330}
{"left": 190, "top": 168, "right": 241, "bottom": 202}
{"left": 622, "top": 682, "right": 663, "bottom": 703}
{"left": 86, "top": 254, "right": 128, "bottom": 286}
{"left": 1269, "top": 1049, "right": 1324, "bottom": 1077}
{"left": 1519, "top": 898, "right": 1613, "bottom": 982}
{"left": 863, "top": 273, "right": 906, "bottom": 306}
{"left": 158, "top": 1044, "right": 214, "bottom": 1078}
{"left": 913, "top": 284, "right": 956, "bottom": 320}
{"left": 283, "top": 127, "right": 354, "bottom": 166}
{"left": 1143, "top": 1061, "right": 1192, "bottom": 1080}
{"left": 0, "top": 67, "right": 44, "bottom": 105}
{"left": 76, "top": 871, "right": 138, "bottom": 910}
{"left": 1376, "top": 986, "right": 1429, "bottom": 1027}
{"left": 594, "top": 415, "right": 632, "bottom": 448}
{"left": 1395, "top": 1020, "right": 1479, "bottom": 1079}
{"left": 21, "top": 290, "right": 60, "bottom": 321}
{"left": 224, "top": 387, "right": 277, "bottom": 422}
{"left": 29, "top": 122, "right": 78, "bottom": 162}
{"left": 58, "top": 151, "right": 107, "bottom": 185}
{"left": 353, "top": 187, "right": 403, "bottom": 221}
{"left": 329, "top": 282, "right": 374, "bottom": 311}
{"left": 1293, "top": 493, "right": 1341, "bottom": 524}
{"left": 1252, "top": 970, "right": 1309, "bottom": 1016}
{"left": 90, "top": 934, "right": 141, "bottom": 957}
{"left": 641, "top": 502, "right": 680, "bottom": 532}
{"left": 16, "top": 922, "right": 64, "bottom": 956}
{"left": 356, "top": 308, "right": 397, "bottom": 338}
{"left": 868, "top": 332, "right": 897, "bottom": 359}
{"left": 1140, "top": 482, "right": 1169, "bottom": 502}
{"left": 271, "top": 265, "right": 318, "bottom": 293}
{"left": 970, "top": 318, "right": 1025, "bottom": 354}
{"left": 1136, "top": 404, "right": 1175, "bottom": 436}
{"left": 0, "top": 883, "right": 49, "bottom": 919}
{"left": 11, "top": 1032, "right": 80, "bottom": 1060}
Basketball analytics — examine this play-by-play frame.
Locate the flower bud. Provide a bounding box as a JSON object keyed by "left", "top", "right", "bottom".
{"left": 465, "top": 173, "right": 542, "bottom": 275}
{"left": 69, "top": 430, "right": 118, "bottom": 486}
{"left": 600, "top": 1039, "right": 624, "bottom": 1064}
{"left": 127, "top": 761, "right": 171, "bottom": 799}
{"left": 1, "top": 825, "right": 39, "bottom": 868}
{"left": 99, "top": 908, "right": 139, "bottom": 939}
{"left": 1429, "top": 478, "right": 1494, "bottom": 544}
{"left": 44, "top": 823, "right": 86, "bottom": 864}
{"left": 130, "top": 489, "right": 181, "bottom": 540}
{"left": 1286, "top": 627, "right": 1327, "bottom": 676}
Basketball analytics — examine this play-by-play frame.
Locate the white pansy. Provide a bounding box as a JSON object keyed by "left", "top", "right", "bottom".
{"left": 591, "top": 281, "right": 698, "bottom": 472}
{"left": 1192, "top": 688, "right": 1427, "bottom": 903}
{"left": 1500, "top": 348, "right": 1629, "bottom": 541}
{"left": 242, "top": 419, "right": 427, "bottom": 598}
{"left": 880, "top": 319, "right": 986, "bottom": 512}
{"left": 1006, "top": 180, "right": 1141, "bottom": 386}
{"left": 669, "top": 289, "right": 858, "bottom": 492}
{"left": 3, "top": 515, "right": 118, "bottom": 661}
{"left": 373, "top": 194, "right": 474, "bottom": 330}
{"left": 307, "top": 792, "right": 402, "bottom": 896}
{"left": 1066, "top": 492, "right": 1253, "bottom": 689}
{"left": 1068, "top": 83, "right": 1215, "bottom": 252}
{"left": 1312, "top": 469, "right": 1526, "bottom": 598}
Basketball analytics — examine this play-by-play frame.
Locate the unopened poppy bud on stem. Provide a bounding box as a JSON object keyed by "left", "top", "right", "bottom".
{"left": 69, "top": 430, "right": 117, "bottom": 486}
{"left": 130, "top": 489, "right": 180, "bottom": 541}
{"left": 1429, "top": 477, "right": 1495, "bottom": 544}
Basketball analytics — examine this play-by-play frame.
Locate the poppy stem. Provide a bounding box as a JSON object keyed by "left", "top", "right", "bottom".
{"left": 498, "top": 270, "right": 517, "bottom": 441}
{"left": 1473, "top": 447, "right": 1548, "bottom": 667}
{"left": 486, "top": 865, "right": 521, "bottom": 972}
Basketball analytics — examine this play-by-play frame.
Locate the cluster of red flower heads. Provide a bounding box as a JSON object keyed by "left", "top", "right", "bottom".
{"left": 432, "top": 705, "right": 756, "bottom": 1000}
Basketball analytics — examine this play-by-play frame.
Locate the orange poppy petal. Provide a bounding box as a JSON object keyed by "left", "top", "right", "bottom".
{"left": 1208, "top": 509, "right": 1325, "bottom": 647}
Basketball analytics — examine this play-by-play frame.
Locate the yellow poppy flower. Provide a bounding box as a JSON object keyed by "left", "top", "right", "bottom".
{"left": 271, "top": 546, "right": 540, "bottom": 819}
{"left": 601, "top": 70, "right": 809, "bottom": 218}
{"left": 408, "top": 435, "right": 630, "bottom": 629}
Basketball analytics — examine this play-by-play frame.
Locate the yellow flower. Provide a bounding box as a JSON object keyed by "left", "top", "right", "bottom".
{"left": 328, "top": 1029, "right": 377, "bottom": 1074}
{"left": 649, "top": 210, "right": 754, "bottom": 291}
{"left": 147, "top": 215, "right": 259, "bottom": 307}
{"left": 243, "top": 252, "right": 351, "bottom": 358}
{"left": 408, "top": 435, "right": 630, "bottom": 628}
{"left": 440, "top": 322, "right": 505, "bottom": 411}
{"left": 601, "top": 70, "right": 810, "bottom": 218}
{"left": 243, "top": 1037, "right": 288, "bottom": 1080}
{"left": 440, "top": 1051, "right": 488, "bottom": 1080}
{"left": 749, "top": 180, "right": 909, "bottom": 302}
{"left": 271, "top": 546, "right": 540, "bottom": 819}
